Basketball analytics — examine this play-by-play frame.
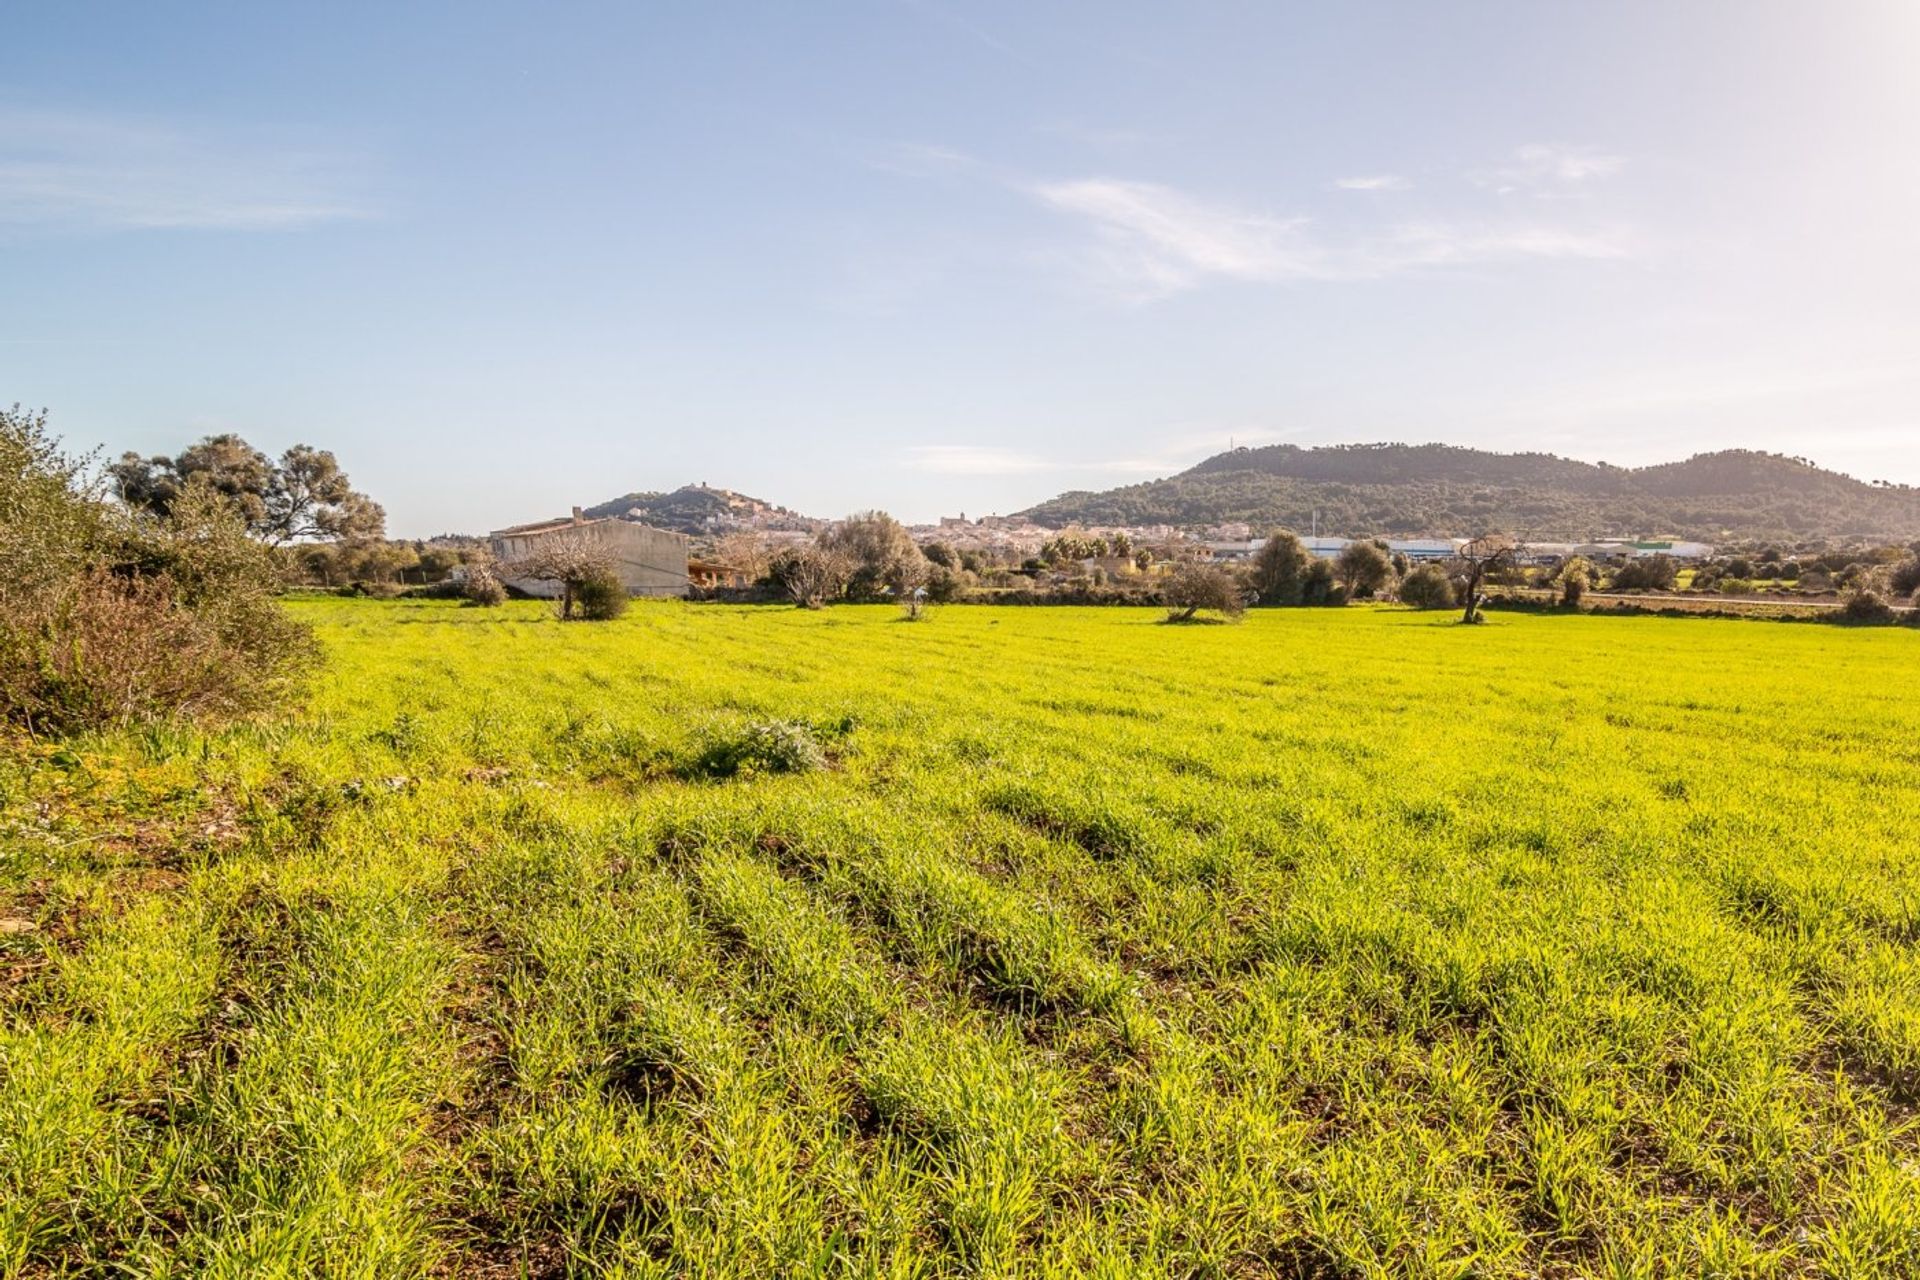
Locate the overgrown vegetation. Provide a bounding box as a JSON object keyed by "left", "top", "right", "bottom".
{"left": 0, "top": 408, "right": 315, "bottom": 732}
{"left": 3, "top": 597, "right": 1916, "bottom": 1276}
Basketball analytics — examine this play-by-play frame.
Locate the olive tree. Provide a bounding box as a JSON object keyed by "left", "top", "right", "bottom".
{"left": 112, "top": 434, "right": 385, "bottom": 545}
{"left": 821, "top": 511, "right": 923, "bottom": 601}
{"left": 1163, "top": 561, "right": 1249, "bottom": 622}
{"left": 1249, "top": 530, "right": 1311, "bottom": 605}
{"left": 1335, "top": 540, "right": 1394, "bottom": 600}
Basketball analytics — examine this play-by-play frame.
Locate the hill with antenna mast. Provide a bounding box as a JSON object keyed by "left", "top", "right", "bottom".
{"left": 1017, "top": 443, "right": 1920, "bottom": 542}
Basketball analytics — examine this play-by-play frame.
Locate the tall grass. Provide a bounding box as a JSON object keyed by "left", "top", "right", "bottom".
{"left": 2, "top": 597, "right": 1917, "bottom": 1276}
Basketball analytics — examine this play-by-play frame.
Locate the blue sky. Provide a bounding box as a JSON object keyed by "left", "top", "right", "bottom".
{"left": 6, "top": 2, "right": 1917, "bottom": 535}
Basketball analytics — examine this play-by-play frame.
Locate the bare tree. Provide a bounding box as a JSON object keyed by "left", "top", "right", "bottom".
{"left": 771, "top": 544, "right": 852, "bottom": 609}
{"left": 1454, "top": 534, "right": 1516, "bottom": 624}
{"left": 711, "top": 530, "right": 773, "bottom": 584}
{"left": 509, "top": 531, "right": 617, "bottom": 619}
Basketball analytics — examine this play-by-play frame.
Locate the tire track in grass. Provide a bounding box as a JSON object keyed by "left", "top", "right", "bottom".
{"left": 152, "top": 841, "right": 461, "bottom": 1277}
{"left": 672, "top": 793, "right": 1330, "bottom": 1274}
{"left": 0, "top": 894, "right": 219, "bottom": 1274}
{"left": 431, "top": 830, "right": 709, "bottom": 1275}
{"left": 684, "top": 837, "right": 1088, "bottom": 1278}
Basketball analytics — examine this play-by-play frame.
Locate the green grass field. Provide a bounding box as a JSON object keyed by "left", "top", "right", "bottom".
{"left": 3, "top": 599, "right": 1918, "bottom": 1278}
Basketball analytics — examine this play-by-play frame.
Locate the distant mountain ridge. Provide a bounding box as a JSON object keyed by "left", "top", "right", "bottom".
{"left": 581, "top": 484, "right": 817, "bottom": 535}
{"left": 1018, "top": 444, "right": 1920, "bottom": 542}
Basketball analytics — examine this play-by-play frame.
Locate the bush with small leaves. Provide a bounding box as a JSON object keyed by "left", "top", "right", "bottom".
{"left": 1397, "top": 563, "right": 1456, "bottom": 610}
{"left": 1611, "top": 555, "right": 1678, "bottom": 592}
{"left": 1558, "top": 557, "right": 1592, "bottom": 607}
{"left": 572, "top": 566, "right": 629, "bottom": 621}
{"left": 1890, "top": 557, "right": 1920, "bottom": 599}
{"left": 1302, "top": 558, "right": 1344, "bottom": 606}
{"left": 461, "top": 565, "right": 507, "bottom": 607}
{"left": 692, "top": 719, "right": 830, "bottom": 778}
{"left": 1840, "top": 589, "right": 1896, "bottom": 625}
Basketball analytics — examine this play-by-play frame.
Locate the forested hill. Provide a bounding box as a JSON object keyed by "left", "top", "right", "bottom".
{"left": 580, "top": 484, "right": 814, "bottom": 534}
{"left": 1017, "top": 444, "right": 1920, "bottom": 541}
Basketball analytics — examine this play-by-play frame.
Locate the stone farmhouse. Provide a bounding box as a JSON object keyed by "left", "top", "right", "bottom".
{"left": 489, "top": 508, "right": 689, "bottom": 598}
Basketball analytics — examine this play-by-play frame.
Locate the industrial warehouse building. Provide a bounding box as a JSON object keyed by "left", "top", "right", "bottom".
{"left": 1207, "top": 536, "right": 1467, "bottom": 561}
{"left": 1208, "top": 535, "right": 1713, "bottom": 564}
{"left": 489, "top": 509, "right": 689, "bottom": 598}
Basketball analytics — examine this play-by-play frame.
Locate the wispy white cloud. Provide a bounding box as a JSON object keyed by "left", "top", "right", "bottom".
{"left": 1031, "top": 175, "right": 1631, "bottom": 297}
{"left": 868, "top": 138, "right": 1634, "bottom": 302}
{"left": 1032, "top": 178, "right": 1329, "bottom": 298}
{"left": 1334, "top": 174, "right": 1410, "bottom": 191}
{"left": 905, "top": 445, "right": 1053, "bottom": 475}
{"left": 1478, "top": 143, "right": 1624, "bottom": 195}
{"left": 1364, "top": 223, "right": 1632, "bottom": 269}
{"left": 0, "top": 110, "right": 372, "bottom": 232}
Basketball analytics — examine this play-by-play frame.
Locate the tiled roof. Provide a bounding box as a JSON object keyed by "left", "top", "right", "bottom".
{"left": 488, "top": 516, "right": 608, "bottom": 538}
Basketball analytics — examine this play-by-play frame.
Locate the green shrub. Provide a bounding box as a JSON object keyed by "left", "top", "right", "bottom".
{"left": 1839, "top": 589, "right": 1896, "bottom": 625}
{"left": 692, "top": 719, "right": 829, "bottom": 778}
{"left": 1301, "top": 558, "right": 1342, "bottom": 605}
{"left": 1397, "top": 563, "right": 1456, "bottom": 610}
{"left": 1558, "top": 556, "right": 1592, "bottom": 607}
{"left": 572, "top": 567, "right": 628, "bottom": 621}
{"left": 0, "top": 405, "right": 103, "bottom": 608}
{"left": 1611, "top": 555, "right": 1678, "bottom": 592}
{"left": 1891, "top": 557, "right": 1920, "bottom": 598}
